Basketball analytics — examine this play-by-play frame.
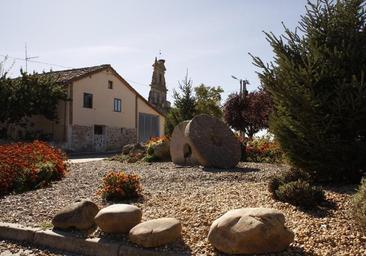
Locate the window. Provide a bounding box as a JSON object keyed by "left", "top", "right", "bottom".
{"left": 114, "top": 98, "right": 121, "bottom": 112}
{"left": 83, "top": 93, "right": 93, "bottom": 108}
{"left": 94, "top": 125, "right": 104, "bottom": 135}
{"left": 108, "top": 80, "right": 113, "bottom": 89}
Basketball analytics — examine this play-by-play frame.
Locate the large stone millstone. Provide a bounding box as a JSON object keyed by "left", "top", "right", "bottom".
{"left": 52, "top": 200, "right": 99, "bottom": 230}
{"left": 129, "top": 218, "right": 182, "bottom": 248}
{"left": 207, "top": 208, "right": 295, "bottom": 254}
{"left": 170, "top": 121, "right": 198, "bottom": 166}
{"left": 185, "top": 114, "right": 241, "bottom": 168}
{"left": 94, "top": 204, "right": 142, "bottom": 233}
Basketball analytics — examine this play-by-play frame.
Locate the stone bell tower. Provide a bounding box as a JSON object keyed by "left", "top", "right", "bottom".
{"left": 148, "top": 57, "right": 171, "bottom": 114}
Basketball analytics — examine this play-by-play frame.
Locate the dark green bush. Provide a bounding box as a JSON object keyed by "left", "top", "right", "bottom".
{"left": 269, "top": 168, "right": 324, "bottom": 208}
{"left": 253, "top": 0, "right": 366, "bottom": 183}
{"left": 352, "top": 178, "right": 366, "bottom": 232}
{"left": 275, "top": 180, "right": 325, "bottom": 208}
{"left": 268, "top": 168, "right": 311, "bottom": 196}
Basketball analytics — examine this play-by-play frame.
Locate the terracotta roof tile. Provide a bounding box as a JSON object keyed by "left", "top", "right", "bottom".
{"left": 43, "top": 64, "right": 111, "bottom": 83}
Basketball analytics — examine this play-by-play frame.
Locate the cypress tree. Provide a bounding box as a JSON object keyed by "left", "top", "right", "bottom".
{"left": 252, "top": 0, "right": 366, "bottom": 183}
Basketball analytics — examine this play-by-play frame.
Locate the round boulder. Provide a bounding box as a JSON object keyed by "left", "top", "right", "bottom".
{"left": 208, "top": 208, "right": 294, "bottom": 254}
{"left": 94, "top": 204, "right": 142, "bottom": 233}
{"left": 185, "top": 114, "right": 241, "bottom": 168}
{"left": 129, "top": 217, "right": 182, "bottom": 248}
{"left": 52, "top": 200, "right": 99, "bottom": 230}
{"left": 170, "top": 121, "right": 198, "bottom": 166}
{"left": 151, "top": 140, "right": 171, "bottom": 160}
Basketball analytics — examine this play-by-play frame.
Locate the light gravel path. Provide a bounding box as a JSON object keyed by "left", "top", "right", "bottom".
{"left": 0, "top": 160, "right": 365, "bottom": 255}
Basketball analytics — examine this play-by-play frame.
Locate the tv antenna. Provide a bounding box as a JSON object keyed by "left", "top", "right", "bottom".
{"left": 25, "top": 43, "right": 39, "bottom": 72}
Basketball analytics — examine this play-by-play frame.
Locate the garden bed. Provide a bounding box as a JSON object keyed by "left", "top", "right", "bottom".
{"left": 0, "top": 160, "right": 364, "bottom": 255}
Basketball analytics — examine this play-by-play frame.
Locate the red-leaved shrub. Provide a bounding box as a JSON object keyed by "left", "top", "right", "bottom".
{"left": 98, "top": 171, "right": 142, "bottom": 201}
{"left": 0, "top": 140, "right": 67, "bottom": 195}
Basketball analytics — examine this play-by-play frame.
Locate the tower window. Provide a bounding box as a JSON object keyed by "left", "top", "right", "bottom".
{"left": 108, "top": 80, "right": 113, "bottom": 89}
{"left": 159, "top": 74, "right": 162, "bottom": 83}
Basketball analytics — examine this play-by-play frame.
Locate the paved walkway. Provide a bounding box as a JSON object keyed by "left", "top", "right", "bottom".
{"left": 67, "top": 152, "right": 117, "bottom": 163}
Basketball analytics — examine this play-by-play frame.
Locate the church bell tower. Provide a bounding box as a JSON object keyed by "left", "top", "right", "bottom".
{"left": 148, "top": 57, "right": 170, "bottom": 114}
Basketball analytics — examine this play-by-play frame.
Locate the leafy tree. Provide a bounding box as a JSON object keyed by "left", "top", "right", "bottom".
{"left": 195, "top": 84, "right": 224, "bottom": 118}
{"left": 223, "top": 89, "right": 272, "bottom": 138}
{"left": 252, "top": 0, "right": 366, "bottom": 182}
{"left": 0, "top": 70, "right": 68, "bottom": 137}
{"left": 165, "top": 75, "right": 225, "bottom": 135}
{"left": 223, "top": 93, "right": 247, "bottom": 135}
{"left": 165, "top": 74, "right": 196, "bottom": 134}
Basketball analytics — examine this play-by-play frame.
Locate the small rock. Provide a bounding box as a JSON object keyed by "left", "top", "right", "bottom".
{"left": 129, "top": 217, "right": 182, "bottom": 248}
{"left": 52, "top": 200, "right": 99, "bottom": 230}
{"left": 208, "top": 208, "right": 294, "bottom": 254}
{"left": 94, "top": 204, "right": 142, "bottom": 233}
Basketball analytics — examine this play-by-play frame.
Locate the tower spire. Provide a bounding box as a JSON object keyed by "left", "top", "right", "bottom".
{"left": 148, "top": 57, "right": 170, "bottom": 114}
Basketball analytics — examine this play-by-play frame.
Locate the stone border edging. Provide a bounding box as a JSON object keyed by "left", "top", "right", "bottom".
{"left": 0, "top": 222, "right": 171, "bottom": 256}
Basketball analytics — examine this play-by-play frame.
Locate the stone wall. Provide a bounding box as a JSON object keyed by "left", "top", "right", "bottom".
{"left": 70, "top": 125, "right": 93, "bottom": 152}
{"left": 106, "top": 127, "right": 137, "bottom": 151}
{"left": 70, "top": 125, "right": 136, "bottom": 152}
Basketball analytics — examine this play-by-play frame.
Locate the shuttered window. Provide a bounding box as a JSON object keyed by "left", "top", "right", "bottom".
{"left": 138, "top": 113, "right": 159, "bottom": 142}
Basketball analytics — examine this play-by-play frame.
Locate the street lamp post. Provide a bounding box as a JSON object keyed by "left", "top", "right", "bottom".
{"left": 231, "top": 75, "right": 249, "bottom": 98}
{"left": 231, "top": 75, "right": 250, "bottom": 138}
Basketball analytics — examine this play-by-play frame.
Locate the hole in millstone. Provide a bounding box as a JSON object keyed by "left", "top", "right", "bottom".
{"left": 183, "top": 143, "right": 192, "bottom": 159}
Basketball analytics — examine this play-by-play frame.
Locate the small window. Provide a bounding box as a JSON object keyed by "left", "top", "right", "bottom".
{"left": 114, "top": 98, "right": 121, "bottom": 112}
{"left": 108, "top": 80, "right": 113, "bottom": 89}
{"left": 83, "top": 93, "right": 93, "bottom": 108}
{"left": 94, "top": 125, "right": 104, "bottom": 135}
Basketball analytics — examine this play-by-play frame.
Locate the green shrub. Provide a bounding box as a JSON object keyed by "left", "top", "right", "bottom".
{"left": 352, "top": 178, "right": 366, "bottom": 232}
{"left": 98, "top": 171, "right": 142, "bottom": 201}
{"left": 253, "top": 0, "right": 366, "bottom": 183}
{"left": 268, "top": 168, "right": 311, "bottom": 196}
{"left": 275, "top": 180, "right": 325, "bottom": 208}
{"left": 269, "top": 168, "right": 324, "bottom": 208}
{"left": 146, "top": 146, "right": 154, "bottom": 156}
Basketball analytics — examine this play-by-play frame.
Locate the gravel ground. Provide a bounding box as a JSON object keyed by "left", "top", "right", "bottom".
{"left": 0, "top": 160, "right": 365, "bottom": 256}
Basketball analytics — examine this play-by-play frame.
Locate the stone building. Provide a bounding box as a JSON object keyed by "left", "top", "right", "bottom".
{"left": 148, "top": 58, "right": 171, "bottom": 114}
{"left": 12, "top": 64, "right": 166, "bottom": 152}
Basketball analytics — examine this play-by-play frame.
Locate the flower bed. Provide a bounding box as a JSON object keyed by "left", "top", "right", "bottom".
{"left": 244, "top": 136, "right": 284, "bottom": 163}
{"left": 0, "top": 140, "right": 67, "bottom": 195}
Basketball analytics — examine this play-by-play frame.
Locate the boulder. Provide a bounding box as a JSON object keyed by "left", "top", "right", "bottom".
{"left": 185, "top": 114, "right": 241, "bottom": 168}
{"left": 170, "top": 121, "right": 198, "bottom": 166}
{"left": 122, "top": 143, "right": 146, "bottom": 155}
{"left": 129, "top": 218, "right": 182, "bottom": 248}
{"left": 122, "top": 144, "right": 134, "bottom": 155}
{"left": 151, "top": 140, "right": 171, "bottom": 160}
{"left": 208, "top": 208, "right": 294, "bottom": 254}
{"left": 94, "top": 204, "right": 142, "bottom": 233}
{"left": 52, "top": 200, "right": 99, "bottom": 230}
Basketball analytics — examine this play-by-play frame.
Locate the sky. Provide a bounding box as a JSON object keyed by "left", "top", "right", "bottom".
{"left": 1, "top": 0, "right": 309, "bottom": 103}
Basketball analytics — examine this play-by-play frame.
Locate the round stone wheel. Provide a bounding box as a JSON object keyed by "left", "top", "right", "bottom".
{"left": 170, "top": 120, "right": 198, "bottom": 166}
{"left": 185, "top": 114, "right": 241, "bottom": 168}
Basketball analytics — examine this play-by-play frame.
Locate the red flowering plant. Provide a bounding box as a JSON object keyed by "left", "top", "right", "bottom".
{"left": 245, "top": 135, "right": 284, "bottom": 163}
{"left": 98, "top": 171, "right": 142, "bottom": 201}
{"left": 145, "top": 135, "right": 170, "bottom": 148}
{"left": 0, "top": 140, "right": 67, "bottom": 195}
